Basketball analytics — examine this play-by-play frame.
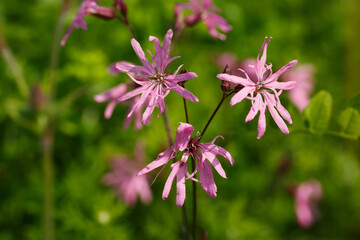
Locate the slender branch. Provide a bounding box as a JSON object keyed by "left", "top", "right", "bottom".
{"left": 116, "top": 16, "right": 136, "bottom": 39}
{"left": 162, "top": 107, "right": 173, "bottom": 146}
{"left": 181, "top": 206, "right": 190, "bottom": 240}
{"left": 199, "top": 94, "right": 227, "bottom": 140}
{"left": 124, "top": 17, "right": 136, "bottom": 39}
{"left": 191, "top": 156, "right": 197, "bottom": 240}
{"left": 42, "top": 128, "right": 55, "bottom": 240}
{"left": 183, "top": 98, "right": 190, "bottom": 124}
{"left": 43, "top": 1, "right": 70, "bottom": 239}
{"left": 49, "top": 0, "right": 70, "bottom": 101}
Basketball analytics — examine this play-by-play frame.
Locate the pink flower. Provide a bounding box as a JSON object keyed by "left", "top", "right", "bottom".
{"left": 138, "top": 123, "right": 233, "bottom": 206}
{"left": 102, "top": 142, "right": 153, "bottom": 206}
{"left": 114, "top": 29, "right": 199, "bottom": 125}
{"left": 61, "top": 0, "right": 115, "bottom": 46}
{"left": 217, "top": 37, "right": 298, "bottom": 139}
{"left": 283, "top": 64, "right": 316, "bottom": 112}
{"left": 295, "top": 180, "right": 322, "bottom": 228}
{"left": 175, "top": 0, "right": 232, "bottom": 40}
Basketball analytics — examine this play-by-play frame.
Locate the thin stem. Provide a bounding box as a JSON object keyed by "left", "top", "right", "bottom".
{"left": 116, "top": 16, "right": 136, "bottom": 39}
{"left": 124, "top": 18, "right": 136, "bottom": 39}
{"left": 181, "top": 206, "right": 190, "bottom": 240}
{"left": 43, "top": 1, "right": 70, "bottom": 239}
{"left": 191, "top": 156, "right": 197, "bottom": 240}
{"left": 162, "top": 107, "right": 173, "bottom": 146}
{"left": 182, "top": 96, "right": 195, "bottom": 240}
{"left": 183, "top": 97, "right": 190, "bottom": 124}
{"left": 49, "top": 0, "right": 69, "bottom": 101}
{"left": 199, "top": 94, "right": 227, "bottom": 140}
{"left": 42, "top": 128, "right": 54, "bottom": 240}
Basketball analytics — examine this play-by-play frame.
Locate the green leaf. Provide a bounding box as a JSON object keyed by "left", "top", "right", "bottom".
{"left": 346, "top": 92, "right": 360, "bottom": 112}
{"left": 338, "top": 108, "right": 360, "bottom": 140}
{"left": 304, "top": 90, "right": 332, "bottom": 134}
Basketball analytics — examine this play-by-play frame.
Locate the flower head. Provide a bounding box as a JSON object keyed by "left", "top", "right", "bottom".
{"left": 217, "top": 37, "right": 297, "bottom": 138}
{"left": 61, "top": 0, "right": 115, "bottom": 46}
{"left": 175, "top": 0, "right": 232, "bottom": 40}
{"left": 114, "top": 29, "right": 199, "bottom": 125}
{"left": 283, "top": 64, "right": 316, "bottom": 112}
{"left": 138, "top": 123, "right": 233, "bottom": 206}
{"left": 295, "top": 180, "right": 322, "bottom": 228}
{"left": 102, "top": 142, "right": 153, "bottom": 206}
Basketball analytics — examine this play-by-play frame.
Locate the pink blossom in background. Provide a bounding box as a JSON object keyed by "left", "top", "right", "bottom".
{"left": 138, "top": 123, "right": 233, "bottom": 206}
{"left": 217, "top": 37, "right": 297, "bottom": 139}
{"left": 102, "top": 142, "right": 153, "bottom": 206}
{"left": 283, "top": 64, "right": 316, "bottom": 112}
{"left": 114, "top": 29, "right": 199, "bottom": 125}
{"left": 175, "top": 0, "right": 232, "bottom": 40}
{"left": 61, "top": 0, "right": 115, "bottom": 46}
{"left": 94, "top": 64, "right": 148, "bottom": 130}
{"left": 295, "top": 180, "right": 322, "bottom": 228}
{"left": 214, "top": 52, "right": 257, "bottom": 82}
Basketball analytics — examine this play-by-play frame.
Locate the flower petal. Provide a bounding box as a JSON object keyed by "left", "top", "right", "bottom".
{"left": 137, "top": 148, "right": 174, "bottom": 175}
{"left": 230, "top": 87, "right": 253, "bottom": 106}
{"left": 130, "top": 38, "right": 155, "bottom": 75}
{"left": 174, "top": 123, "right": 194, "bottom": 151}
{"left": 217, "top": 73, "right": 254, "bottom": 86}
{"left": 265, "top": 60, "right": 298, "bottom": 84}
{"left": 166, "top": 83, "right": 199, "bottom": 102}
{"left": 176, "top": 162, "right": 188, "bottom": 206}
{"left": 162, "top": 161, "right": 181, "bottom": 200}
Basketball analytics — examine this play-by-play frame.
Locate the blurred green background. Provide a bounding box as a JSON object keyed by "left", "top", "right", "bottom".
{"left": 1, "top": 0, "right": 360, "bottom": 239}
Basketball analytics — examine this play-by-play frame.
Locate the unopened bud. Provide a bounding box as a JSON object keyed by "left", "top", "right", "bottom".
{"left": 184, "top": 13, "right": 201, "bottom": 26}
{"left": 223, "top": 64, "right": 231, "bottom": 74}
{"left": 91, "top": 6, "right": 116, "bottom": 20}
{"left": 30, "top": 83, "right": 47, "bottom": 112}
{"left": 221, "top": 65, "right": 232, "bottom": 92}
{"left": 113, "top": 0, "right": 127, "bottom": 16}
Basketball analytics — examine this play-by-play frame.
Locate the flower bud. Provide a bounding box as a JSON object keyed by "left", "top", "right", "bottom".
{"left": 90, "top": 6, "right": 116, "bottom": 20}
{"left": 113, "top": 0, "right": 128, "bottom": 16}
{"left": 30, "top": 83, "right": 47, "bottom": 112}
{"left": 221, "top": 65, "right": 231, "bottom": 92}
{"left": 184, "top": 13, "right": 201, "bottom": 26}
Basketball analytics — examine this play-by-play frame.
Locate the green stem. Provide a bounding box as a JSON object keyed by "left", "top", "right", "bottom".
{"left": 42, "top": 128, "right": 55, "bottom": 240}
{"left": 199, "top": 94, "right": 227, "bottom": 140}
{"left": 191, "top": 156, "right": 197, "bottom": 240}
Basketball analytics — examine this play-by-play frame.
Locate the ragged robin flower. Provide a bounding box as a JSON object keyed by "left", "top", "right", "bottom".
{"left": 137, "top": 123, "right": 233, "bottom": 206}
{"left": 217, "top": 37, "right": 298, "bottom": 138}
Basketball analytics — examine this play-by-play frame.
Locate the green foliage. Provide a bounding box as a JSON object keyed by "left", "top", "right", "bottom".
{"left": 304, "top": 91, "right": 332, "bottom": 134}
{"left": 338, "top": 108, "right": 360, "bottom": 140}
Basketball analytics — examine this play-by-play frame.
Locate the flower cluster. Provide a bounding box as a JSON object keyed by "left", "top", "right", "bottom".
{"left": 138, "top": 123, "right": 233, "bottom": 206}
{"left": 63, "top": 0, "right": 301, "bottom": 208}
{"left": 61, "top": 0, "right": 117, "bottom": 46}
{"left": 217, "top": 37, "right": 298, "bottom": 138}
{"left": 175, "top": 0, "right": 232, "bottom": 40}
